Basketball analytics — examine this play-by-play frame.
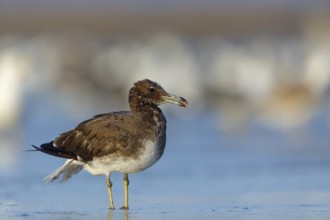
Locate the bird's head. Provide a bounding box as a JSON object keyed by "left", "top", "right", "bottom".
{"left": 129, "top": 79, "right": 188, "bottom": 109}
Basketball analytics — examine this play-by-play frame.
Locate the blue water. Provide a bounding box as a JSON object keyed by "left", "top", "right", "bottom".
{"left": 1, "top": 101, "right": 330, "bottom": 219}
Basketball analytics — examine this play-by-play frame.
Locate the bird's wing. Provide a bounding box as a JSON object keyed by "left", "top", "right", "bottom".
{"left": 51, "top": 111, "right": 141, "bottom": 162}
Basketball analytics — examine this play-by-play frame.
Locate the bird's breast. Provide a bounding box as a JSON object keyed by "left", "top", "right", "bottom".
{"left": 85, "top": 138, "right": 164, "bottom": 175}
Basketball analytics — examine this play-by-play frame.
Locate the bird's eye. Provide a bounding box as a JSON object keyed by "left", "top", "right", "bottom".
{"left": 149, "top": 87, "right": 155, "bottom": 92}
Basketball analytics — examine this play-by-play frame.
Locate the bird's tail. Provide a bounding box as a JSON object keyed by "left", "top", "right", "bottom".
{"left": 44, "top": 159, "right": 83, "bottom": 183}
{"left": 31, "top": 143, "right": 78, "bottom": 160}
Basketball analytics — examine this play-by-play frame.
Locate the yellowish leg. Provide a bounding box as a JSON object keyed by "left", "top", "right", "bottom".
{"left": 123, "top": 209, "right": 128, "bottom": 220}
{"left": 106, "top": 175, "right": 115, "bottom": 209}
{"left": 121, "top": 173, "right": 129, "bottom": 209}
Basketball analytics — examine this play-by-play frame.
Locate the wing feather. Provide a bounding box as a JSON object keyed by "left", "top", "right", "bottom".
{"left": 53, "top": 111, "right": 140, "bottom": 161}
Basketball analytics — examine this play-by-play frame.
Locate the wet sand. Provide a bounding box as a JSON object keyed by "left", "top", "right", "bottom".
{"left": 1, "top": 113, "right": 330, "bottom": 219}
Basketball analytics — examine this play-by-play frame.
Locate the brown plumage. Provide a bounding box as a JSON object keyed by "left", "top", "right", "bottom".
{"left": 32, "top": 79, "right": 188, "bottom": 209}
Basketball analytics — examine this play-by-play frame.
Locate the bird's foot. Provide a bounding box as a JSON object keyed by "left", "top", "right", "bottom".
{"left": 120, "top": 206, "right": 129, "bottom": 210}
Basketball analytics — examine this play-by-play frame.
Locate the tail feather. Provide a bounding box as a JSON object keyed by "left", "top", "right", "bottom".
{"left": 32, "top": 142, "right": 78, "bottom": 160}
{"left": 43, "top": 159, "right": 83, "bottom": 183}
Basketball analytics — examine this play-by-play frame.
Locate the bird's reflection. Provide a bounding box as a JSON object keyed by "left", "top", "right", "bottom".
{"left": 107, "top": 209, "right": 128, "bottom": 220}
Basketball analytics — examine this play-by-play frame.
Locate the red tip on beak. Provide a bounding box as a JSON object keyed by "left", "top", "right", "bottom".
{"left": 184, "top": 100, "right": 189, "bottom": 108}
{"left": 182, "top": 98, "right": 189, "bottom": 108}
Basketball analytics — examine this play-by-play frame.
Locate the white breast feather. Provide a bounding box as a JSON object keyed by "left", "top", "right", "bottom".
{"left": 84, "top": 139, "right": 161, "bottom": 176}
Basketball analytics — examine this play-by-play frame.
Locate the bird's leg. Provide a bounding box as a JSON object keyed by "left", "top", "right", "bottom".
{"left": 106, "top": 174, "right": 115, "bottom": 209}
{"left": 121, "top": 173, "right": 129, "bottom": 209}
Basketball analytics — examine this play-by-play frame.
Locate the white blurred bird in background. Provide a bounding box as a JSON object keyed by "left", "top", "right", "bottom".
{"left": 0, "top": 46, "right": 30, "bottom": 172}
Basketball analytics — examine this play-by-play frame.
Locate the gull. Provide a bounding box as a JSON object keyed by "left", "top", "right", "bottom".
{"left": 32, "top": 79, "right": 188, "bottom": 209}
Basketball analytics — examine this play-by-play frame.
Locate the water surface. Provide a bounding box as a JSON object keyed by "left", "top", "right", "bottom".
{"left": 1, "top": 110, "right": 330, "bottom": 219}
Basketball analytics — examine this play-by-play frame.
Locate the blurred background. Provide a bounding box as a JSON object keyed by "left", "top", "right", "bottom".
{"left": 1, "top": 0, "right": 330, "bottom": 218}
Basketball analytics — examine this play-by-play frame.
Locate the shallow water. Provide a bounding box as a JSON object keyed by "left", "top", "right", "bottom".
{"left": 1, "top": 108, "right": 330, "bottom": 219}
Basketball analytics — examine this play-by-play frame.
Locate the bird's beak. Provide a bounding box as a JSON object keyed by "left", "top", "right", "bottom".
{"left": 162, "top": 93, "right": 189, "bottom": 108}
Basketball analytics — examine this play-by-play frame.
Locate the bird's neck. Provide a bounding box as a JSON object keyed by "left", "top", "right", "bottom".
{"left": 130, "top": 100, "right": 164, "bottom": 119}
{"left": 129, "top": 95, "right": 157, "bottom": 113}
{"left": 128, "top": 91, "right": 166, "bottom": 129}
{"left": 129, "top": 98, "right": 166, "bottom": 128}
